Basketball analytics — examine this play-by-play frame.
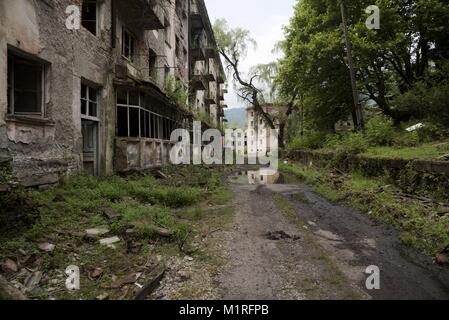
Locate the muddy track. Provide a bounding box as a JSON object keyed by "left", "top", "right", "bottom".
{"left": 216, "top": 175, "right": 449, "bottom": 300}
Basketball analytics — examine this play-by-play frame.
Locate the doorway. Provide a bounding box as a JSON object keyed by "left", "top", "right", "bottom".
{"left": 82, "top": 119, "right": 99, "bottom": 175}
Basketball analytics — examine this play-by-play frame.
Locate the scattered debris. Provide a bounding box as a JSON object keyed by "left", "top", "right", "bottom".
{"left": 99, "top": 236, "right": 120, "bottom": 248}
{"left": 265, "top": 230, "right": 300, "bottom": 241}
{"left": 0, "top": 275, "right": 27, "bottom": 300}
{"left": 184, "top": 256, "right": 194, "bottom": 262}
{"left": 436, "top": 245, "right": 449, "bottom": 265}
{"left": 96, "top": 293, "right": 109, "bottom": 300}
{"left": 111, "top": 273, "right": 142, "bottom": 288}
{"left": 85, "top": 227, "right": 110, "bottom": 237}
{"left": 88, "top": 267, "right": 104, "bottom": 280}
{"left": 154, "top": 170, "right": 169, "bottom": 180}
{"left": 134, "top": 267, "right": 166, "bottom": 300}
{"left": 405, "top": 123, "right": 424, "bottom": 132}
{"left": 177, "top": 270, "right": 191, "bottom": 281}
{"left": 155, "top": 227, "right": 172, "bottom": 238}
{"left": 435, "top": 253, "right": 448, "bottom": 265}
{"left": 24, "top": 271, "right": 43, "bottom": 290}
{"left": 1, "top": 258, "right": 18, "bottom": 273}
{"left": 101, "top": 207, "right": 120, "bottom": 221}
{"left": 38, "top": 243, "right": 55, "bottom": 252}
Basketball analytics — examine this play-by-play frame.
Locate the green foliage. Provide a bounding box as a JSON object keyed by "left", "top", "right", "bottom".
{"left": 335, "top": 133, "right": 369, "bottom": 155}
{"left": 277, "top": 0, "right": 449, "bottom": 131}
{"left": 287, "top": 132, "right": 327, "bottom": 150}
{"left": 280, "top": 162, "right": 449, "bottom": 255}
{"left": 366, "top": 115, "right": 395, "bottom": 146}
{"left": 148, "top": 187, "right": 201, "bottom": 208}
{"left": 164, "top": 74, "right": 188, "bottom": 109}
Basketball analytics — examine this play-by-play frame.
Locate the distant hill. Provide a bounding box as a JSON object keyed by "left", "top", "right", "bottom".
{"left": 224, "top": 108, "right": 246, "bottom": 128}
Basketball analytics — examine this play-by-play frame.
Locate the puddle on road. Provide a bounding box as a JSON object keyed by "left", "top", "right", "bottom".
{"left": 229, "top": 169, "right": 285, "bottom": 185}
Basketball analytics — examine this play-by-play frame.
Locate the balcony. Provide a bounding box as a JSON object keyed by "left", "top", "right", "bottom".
{"left": 190, "top": 32, "right": 207, "bottom": 61}
{"left": 191, "top": 73, "right": 207, "bottom": 91}
{"left": 205, "top": 82, "right": 217, "bottom": 104}
{"left": 217, "top": 73, "right": 226, "bottom": 84}
{"left": 219, "top": 87, "right": 227, "bottom": 100}
{"left": 190, "top": 0, "right": 204, "bottom": 29}
{"left": 206, "top": 59, "right": 217, "bottom": 81}
{"left": 116, "top": 0, "right": 164, "bottom": 30}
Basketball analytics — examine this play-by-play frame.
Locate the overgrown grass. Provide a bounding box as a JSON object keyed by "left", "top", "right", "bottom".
{"left": 0, "top": 165, "right": 235, "bottom": 299}
{"left": 279, "top": 162, "right": 449, "bottom": 255}
{"left": 362, "top": 141, "right": 449, "bottom": 160}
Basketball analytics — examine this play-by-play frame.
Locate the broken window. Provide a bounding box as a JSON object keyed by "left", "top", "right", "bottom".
{"left": 116, "top": 89, "right": 176, "bottom": 140}
{"left": 7, "top": 53, "right": 44, "bottom": 115}
{"left": 122, "top": 27, "right": 135, "bottom": 62}
{"left": 81, "top": 83, "right": 98, "bottom": 118}
{"left": 82, "top": 0, "right": 97, "bottom": 35}
{"left": 149, "top": 49, "right": 158, "bottom": 79}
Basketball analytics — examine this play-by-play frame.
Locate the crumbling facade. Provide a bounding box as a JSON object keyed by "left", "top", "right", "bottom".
{"left": 246, "top": 105, "right": 279, "bottom": 157}
{"left": 0, "top": 0, "right": 226, "bottom": 187}
{"left": 189, "top": 0, "right": 227, "bottom": 129}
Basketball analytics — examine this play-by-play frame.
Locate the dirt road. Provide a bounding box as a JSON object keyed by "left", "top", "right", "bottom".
{"left": 215, "top": 171, "right": 449, "bottom": 300}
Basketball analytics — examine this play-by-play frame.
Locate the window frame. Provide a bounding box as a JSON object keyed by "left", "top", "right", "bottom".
{"left": 81, "top": 83, "right": 100, "bottom": 121}
{"left": 122, "top": 27, "right": 136, "bottom": 62}
{"left": 116, "top": 89, "right": 176, "bottom": 140}
{"left": 7, "top": 52, "right": 46, "bottom": 117}
{"left": 81, "top": 0, "right": 99, "bottom": 36}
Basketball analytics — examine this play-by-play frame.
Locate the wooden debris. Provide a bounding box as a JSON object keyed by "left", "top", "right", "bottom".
{"left": 1, "top": 258, "right": 18, "bottom": 273}
{"left": 134, "top": 267, "right": 166, "bottom": 300}
{"left": 0, "top": 275, "right": 27, "bottom": 300}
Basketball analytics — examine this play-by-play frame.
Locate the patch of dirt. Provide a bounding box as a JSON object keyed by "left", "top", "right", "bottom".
{"left": 211, "top": 172, "right": 449, "bottom": 300}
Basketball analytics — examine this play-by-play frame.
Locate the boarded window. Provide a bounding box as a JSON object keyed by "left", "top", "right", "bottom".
{"left": 82, "top": 0, "right": 97, "bottom": 35}
{"left": 7, "top": 53, "right": 44, "bottom": 115}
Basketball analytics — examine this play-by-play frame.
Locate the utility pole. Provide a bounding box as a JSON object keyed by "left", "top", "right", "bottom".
{"left": 340, "top": 3, "right": 365, "bottom": 132}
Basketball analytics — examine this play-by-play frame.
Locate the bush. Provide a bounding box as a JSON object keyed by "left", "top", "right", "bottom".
{"left": 393, "top": 130, "right": 420, "bottom": 147}
{"left": 416, "top": 123, "right": 447, "bottom": 143}
{"left": 287, "top": 131, "right": 326, "bottom": 150}
{"left": 336, "top": 133, "right": 369, "bottom": 155}
{"left": 149, "top": 187, "right": 202, "bottom": 208}
{"left": 366, "top": 114, "right": 395, "bottom": 146}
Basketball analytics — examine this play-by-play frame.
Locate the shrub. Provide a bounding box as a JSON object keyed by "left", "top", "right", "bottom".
{"left": 149, "top": 187, "right": 202, "bottom": 208}
{"left": 416, "top": 123, "right": 447, "bottom": 143}
{"left": 393, "top": 131, "right": 420, "bottom": 147}
{"left": 336, "top": 133, "right": 368, "bottom": 155}
{"left": 287, "top": 131, "right": 327, "bottom": 150}
{"left": 366, "top": 114, "right": 395, "bottom": 146}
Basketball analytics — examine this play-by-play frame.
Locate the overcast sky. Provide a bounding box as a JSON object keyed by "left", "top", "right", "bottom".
{"left": 206, "top": 0, "right": 297, "bottom": 109}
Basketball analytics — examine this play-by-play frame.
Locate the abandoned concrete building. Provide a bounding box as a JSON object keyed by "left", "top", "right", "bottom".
{"left": 0, "top": 0, "right": 226, "bottom": 187}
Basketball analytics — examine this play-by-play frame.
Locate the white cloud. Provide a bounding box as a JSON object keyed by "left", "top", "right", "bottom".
{"left": 206, "top": 0, "right": 295, "bottom": 109}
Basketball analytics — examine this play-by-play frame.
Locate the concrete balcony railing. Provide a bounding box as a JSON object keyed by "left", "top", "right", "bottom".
{"left": 116, "top": 0, "right": 164, "bottom": 30}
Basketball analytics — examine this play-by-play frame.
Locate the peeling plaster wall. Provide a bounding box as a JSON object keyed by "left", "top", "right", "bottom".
{"left": 0, "top": 0, "right": 115, "bottom": 186}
